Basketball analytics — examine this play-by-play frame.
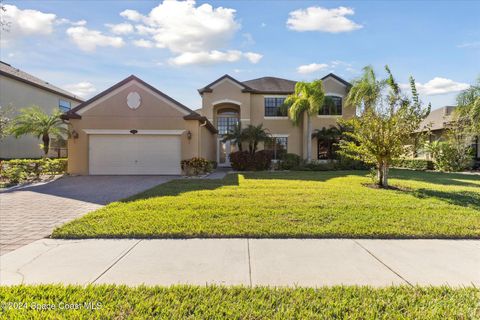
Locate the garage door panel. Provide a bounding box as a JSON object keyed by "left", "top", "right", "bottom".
{"left": 89, "top": 135, "right": 181, "bottom": 175}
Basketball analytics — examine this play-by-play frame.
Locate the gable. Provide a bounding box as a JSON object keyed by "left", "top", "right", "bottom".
{"left": 79, "top": 80, "right": 191, "bottom": 118}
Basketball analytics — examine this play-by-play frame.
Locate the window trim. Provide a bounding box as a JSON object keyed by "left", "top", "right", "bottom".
{"left": 263, "top": 95, "right": 287, "bottom": 118}
{"left": 317, "top": 93, "right": 343, "bottom": 117}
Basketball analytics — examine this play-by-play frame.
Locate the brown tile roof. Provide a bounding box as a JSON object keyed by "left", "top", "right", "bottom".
{"left": 199, "top": 73, "right": 351, "bottom": 95}
{"left": 417, "top": 106, "right": 456, "bottom": 132}
{"left": 242, "top": 76, "right": 297, "bottom": 94}
{"left": 0, "top": 61, "right": 83, "bottom": 102}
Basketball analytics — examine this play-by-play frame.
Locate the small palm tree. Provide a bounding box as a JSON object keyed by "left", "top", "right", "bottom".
{"left": 242, "top": 124, "right": 270, "bottom": 157}
{"left": 9, "top": 106, "right": 66, "bottom": 157}
{"left": 285, "top": 80, "right": 325, "bottom": 162}
{"left": 222, "top": 123, "right": 244, "bottom": 151}
{"left": 313, "top": 126, "right": 341, "bottom": 160}
{"left": 345, "top": 65, "right": 385, "bottom": 111}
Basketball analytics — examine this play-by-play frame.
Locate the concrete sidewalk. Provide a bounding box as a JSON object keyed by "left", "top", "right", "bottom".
{"left": 0, "top": 239, "right": 478, "bottom": 287}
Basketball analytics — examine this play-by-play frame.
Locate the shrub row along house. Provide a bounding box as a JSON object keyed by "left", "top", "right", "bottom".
{"left": 62, "top": 73, "right": 353, "bottom": 175}
{"left": 0, "top": 61, "right": 83, "bottom": 158}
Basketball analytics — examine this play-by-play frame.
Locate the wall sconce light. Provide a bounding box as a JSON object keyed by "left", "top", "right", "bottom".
{"left": 71, "top": 130, "right": 79, "bottom": 139}
{"left": 130, "top": 129, "right": 138, "bottom": 134}
{"left": 187, "top": 130, "right": 192, "bottom": 140}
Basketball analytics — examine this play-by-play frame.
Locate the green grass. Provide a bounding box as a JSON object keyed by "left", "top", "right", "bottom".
{"left": 52, "top": 170, "right": 480, "bottom": 239}
{"left": 0, "top": 285, "right": 478, "bottom": 319}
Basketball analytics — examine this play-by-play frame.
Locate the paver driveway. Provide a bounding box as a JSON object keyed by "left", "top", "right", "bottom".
{"left": 0, "top": 175, "right": 176, "bottom": 255}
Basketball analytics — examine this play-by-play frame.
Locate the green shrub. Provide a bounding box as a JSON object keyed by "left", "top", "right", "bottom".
{"left": 279, "top": 153, "right": 302, "bottom": 170}
{"left": 426, "top": 141, "right": 473, "bottom": 172}
{"left": 230, "top": 151, "right": 273, "bottom": 171}
{"left": 392, "top": 158, "right": 434, "bottom": 171}
{"left": 181, "top": 157, "right": 213, "bottom": 176}
{"left": 0, "top": 158, "right": 68, "bottom": 184}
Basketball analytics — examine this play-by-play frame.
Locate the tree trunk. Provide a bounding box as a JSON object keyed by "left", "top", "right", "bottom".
{"left": 42, "top": 133, "right": 50, "bottom": 157}
{"left": 306, "top": 115, "right": 312, "bottom": 163}
{"left": 377, "top": 161, "right": 389, "bottom": 187}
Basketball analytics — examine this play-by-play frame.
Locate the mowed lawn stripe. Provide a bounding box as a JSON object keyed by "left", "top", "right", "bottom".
{"left": 52, "top": 170, "right": 480, "bottom": 239}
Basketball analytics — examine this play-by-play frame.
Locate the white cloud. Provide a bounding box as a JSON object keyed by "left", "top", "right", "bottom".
{"left": 56, "top": 18, "right": 86, "bottom": 26}
{"left": 106, "top": 22, "right": 134, "bottom": 35}
{"left": 169, "top": 50, "right": 262, "bottom": 66}
{"left": 244, "top": 52, "right": 263, "bottom": 63}
{"left": 297, "top": 63, "right": 329, "bottom": 74}
{"left": 1, "top": 4, "right": 56, "bottom": 36}
{"left": 66, "top": 26, "right": 125, "bottom": 52}
{"left": 402, "top": 77, "right": 470, "bottom": 96}
{"left": 133, "top": 39, "right": 154, "bottom": 48}
{"left": 287, "top": 6, "right": 362, "bottom": 33}
{"left": 457, "top": 41, "right": 480, "bottom": 49}
{"left": 63, "top": 81, "right": 97, "bottom": 98}
{"left": 120, "top": 9, "right": 144, "bottom": 22}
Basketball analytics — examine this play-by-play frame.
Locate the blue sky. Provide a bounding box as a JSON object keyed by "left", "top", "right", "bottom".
{"left": 1, "top": 0, "right": 479, "bottom": 109}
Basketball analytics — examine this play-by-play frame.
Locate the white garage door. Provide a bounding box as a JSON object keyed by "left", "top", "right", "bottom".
{"left": 89, "top": 134, "right": 181, "bottom": 175}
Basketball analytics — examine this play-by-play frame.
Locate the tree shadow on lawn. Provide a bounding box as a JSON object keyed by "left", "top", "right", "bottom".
{"left": 390, "top": 169, "right": 480, "bottom": 188}
{"left": 405, "top": 187, "right": 480, "bottom": 211}
{"left": 122, "top": 174, "right": 240, "bottom": 202}
{"left": 242, "top": 170, "right": 368, "bottom": 182}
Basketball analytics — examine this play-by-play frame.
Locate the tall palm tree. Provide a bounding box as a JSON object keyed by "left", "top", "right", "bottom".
{"left": 345, "top": 65, "right": 385, "bottom": 112}
{"left": 222, "top": 123, "right": 244, "bottom": 151}
{"left": 9, "top": 106, "right": 66, "bottom": 156}
{"left": 285, "top": 80, "right": 325, "bottom": 162}
{"left": 242, "top": 124, "right": 270, "bottom": 157}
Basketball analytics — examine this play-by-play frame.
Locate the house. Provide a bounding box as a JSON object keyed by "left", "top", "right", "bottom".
{"left": 0, "top": 61, "right": 83, "bottom": 159}
{"left": 415, "top": 105, "right": 480, "bottom": 160}
{"left": 63, "top": 73, "right": 352, "bottom": 175}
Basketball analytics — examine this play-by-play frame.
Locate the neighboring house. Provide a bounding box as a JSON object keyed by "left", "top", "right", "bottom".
{"left": 63, "top": 73, "right": 352, "bottom": 175}
{"left": 0, "top": 61, "right": 83, "bottom": 159}
{"left": 414, "top": 105, "right": 480, "bottom": 160}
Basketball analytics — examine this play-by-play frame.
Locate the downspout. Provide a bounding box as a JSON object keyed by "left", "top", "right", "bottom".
{"left": 199, "top": 120, "right": 207, "bottom": 158}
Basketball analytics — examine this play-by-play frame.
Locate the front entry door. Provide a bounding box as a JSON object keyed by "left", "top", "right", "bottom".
{"left": 218, "top": 139, "right": 232, "bottom": 167}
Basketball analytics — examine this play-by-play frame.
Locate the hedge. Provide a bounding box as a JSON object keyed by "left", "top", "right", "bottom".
{"left": 391, "top": 159, "right": 434, "bottom": 171}
{"left": 0, "top": 158, "right": 68, "bottom": 184}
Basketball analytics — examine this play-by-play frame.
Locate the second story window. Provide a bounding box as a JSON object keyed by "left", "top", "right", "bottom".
{"left": 59, "top": 100, "right": 71, "bottom": 113}
{"left": 216, "top": 109, "right": 239, "bottom": 135}
{"left": 264, "top": 97, "right": 286, "bottom": 117}
{"left": 319, "top": 96, "right": 342, "bottom": 116}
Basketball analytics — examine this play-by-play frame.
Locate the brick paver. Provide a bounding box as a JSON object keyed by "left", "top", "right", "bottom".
{"left": 0, "top": 176, "right": 176, "bottom": 255}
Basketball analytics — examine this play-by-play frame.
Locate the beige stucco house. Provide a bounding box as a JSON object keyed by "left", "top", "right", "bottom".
{"left": 0, "top": 61, "right": 83, "bottom": 159}
{"left": 63, "top": 73, "right": 352, "bottom": 175}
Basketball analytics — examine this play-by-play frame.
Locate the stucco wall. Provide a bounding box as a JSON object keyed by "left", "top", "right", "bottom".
{"left": 67, "top": 81, "right": 211, "bottom": 175}
{"left": 0, "top": 75, "right": 80, "bottom": 159}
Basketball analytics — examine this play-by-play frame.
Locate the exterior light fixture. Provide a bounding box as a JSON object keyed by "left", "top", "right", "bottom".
{"left": 130, "top": 129, "right": 138, "bottom": 134}
{"left": 187, "top": 130, "right": 192, "bottom": 140}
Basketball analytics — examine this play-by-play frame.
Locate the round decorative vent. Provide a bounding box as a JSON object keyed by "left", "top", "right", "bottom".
{"left": 127, "top": 91, "right": 141, "bottom": 110}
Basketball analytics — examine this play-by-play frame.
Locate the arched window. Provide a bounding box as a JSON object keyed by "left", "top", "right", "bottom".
{"left": 217, "top": 108, "right": 239, "bottom": 135}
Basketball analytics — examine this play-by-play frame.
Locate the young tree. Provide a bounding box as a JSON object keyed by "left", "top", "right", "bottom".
{"left": 242, "top": 124, "right": 270, "bottom": 157}
{"left": 222, "top": 123, "right": 244, "bottom": 151}
{"left": 338, "top": 66, "right": 430, "bottom": 187}
{"left": 455, "top": 76, "right": 480, "bottom": 135}
{"left": 9, "top": 106, "right": 66, "bottom": 156}
{"left": 285, "top": 80, "right": 325, "bottom": 162}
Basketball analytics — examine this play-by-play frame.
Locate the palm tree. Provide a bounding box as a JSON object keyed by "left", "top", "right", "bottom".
{"left": 9, "top": 106, "right": 66, "bottom": 156}
{"left": 222, "top": 123, "right": 244, "bottom": 151}
{"left": 345, "top": 65, "right": 385, "bottom": 112}
{"left": 313, "top": 126, "right": 341, "bottom": 160}
{"left": 242, "top": 124, "right": 270, "bottom": 157}
{"left": 285, "top": 80, "right": 325, "bottom": 162}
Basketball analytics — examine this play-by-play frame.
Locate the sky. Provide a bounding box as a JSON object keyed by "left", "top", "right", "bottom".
{"left": 1, "top": 0, "right": 479, "bottom": 110}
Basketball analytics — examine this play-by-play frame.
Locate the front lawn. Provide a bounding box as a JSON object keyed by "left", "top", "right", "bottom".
{"left": 0, "top": 285, "right": 478, "bottom": 319}
{"left": 52, "top": 170, "right": 480, "bottom": 239}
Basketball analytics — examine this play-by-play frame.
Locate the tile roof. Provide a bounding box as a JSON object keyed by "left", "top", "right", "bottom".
{"left": 241, "top": 76, "right": 297, "bottom": 94}
{"left": 0, "top": 61, "right": 83, "bottom": 102}
{"left": 417, "top": 106, "right": 456, "bottom": 132}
